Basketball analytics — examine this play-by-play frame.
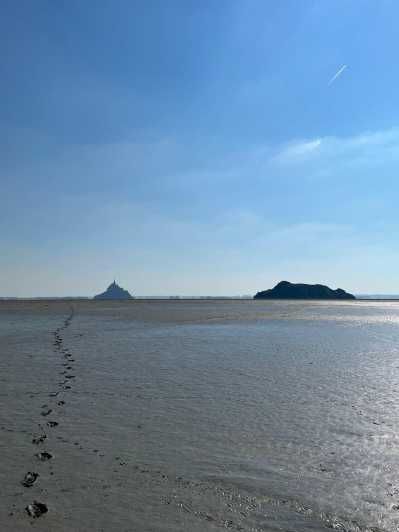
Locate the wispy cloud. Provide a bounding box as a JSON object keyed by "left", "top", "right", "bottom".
{"left": 271, "top": 138, "right": 322, "bottom": 164}
{"left": 328, "top": 64, "right": 348, "bottom": 85}
{"left": 270, "top": 127, "right": 399, "bottom": 168}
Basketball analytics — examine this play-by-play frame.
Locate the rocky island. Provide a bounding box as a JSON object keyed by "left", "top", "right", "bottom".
{"left": 254, "top": 281, "right": 356, "bottom": 300}
{"left": 93, "top": 281, "right": 134, "bottom": 300}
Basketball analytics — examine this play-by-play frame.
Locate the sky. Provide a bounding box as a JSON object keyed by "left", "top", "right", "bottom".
{"left": 2, "top": 0, "right": 399, "bottom": 296}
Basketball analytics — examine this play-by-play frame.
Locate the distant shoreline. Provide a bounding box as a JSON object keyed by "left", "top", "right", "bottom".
{"left": 2, "top": 297, "right": 399, "bottom": 302}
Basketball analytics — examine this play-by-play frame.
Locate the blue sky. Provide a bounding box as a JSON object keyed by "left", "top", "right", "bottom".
{"left": 2, "top": 0, "right": 399, "bottom": 296}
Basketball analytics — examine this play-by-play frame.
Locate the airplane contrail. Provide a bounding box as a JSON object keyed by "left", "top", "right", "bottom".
{"left": 328, "top": 64, "right": 348, "bottom": 85}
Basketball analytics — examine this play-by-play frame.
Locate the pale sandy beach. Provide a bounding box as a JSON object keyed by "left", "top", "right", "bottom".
{"left": 3, "top": 299, "right": 399, "bottom": 531}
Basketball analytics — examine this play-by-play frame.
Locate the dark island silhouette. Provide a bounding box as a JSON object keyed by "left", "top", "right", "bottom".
{"left": 254, "top": 281, "right": 356, "bottom": 300}
{"left": 93, "top": 281, "right": 134, "bottom": 300}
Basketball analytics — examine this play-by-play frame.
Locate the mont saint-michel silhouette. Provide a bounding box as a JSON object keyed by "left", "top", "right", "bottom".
{"left": 93, "top": 281, "right": 134, "bottom": 300}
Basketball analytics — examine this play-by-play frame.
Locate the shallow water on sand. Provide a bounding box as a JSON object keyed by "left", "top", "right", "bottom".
{"left": 2, "top": 299, "right": 399, "bottom": 531}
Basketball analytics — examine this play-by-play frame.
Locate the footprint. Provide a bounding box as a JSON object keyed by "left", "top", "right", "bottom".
{"left": 35, "top": 452, "right": 53, "bottom": 461}
{"left": 25, "top": 501, "right": 48, "bottom": 518}
{"left": 41, "top": 409, "right": 52, "bottom": 417}
{"left": 47, "top": 421, "right": 59, "bottom": 428}
{"left": 21, "top": 472, "right": 39, "bottom": 487}
{"left": 32, "top": 434, "right": 47, "bottom": 445}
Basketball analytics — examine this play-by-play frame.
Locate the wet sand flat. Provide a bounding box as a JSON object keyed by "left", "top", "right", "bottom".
{"left": 2, "top": 299, "right": 399, "bottom": 531}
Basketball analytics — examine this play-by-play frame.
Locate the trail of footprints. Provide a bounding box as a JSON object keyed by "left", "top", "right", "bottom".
{"left": 23, "top": 307, "right": 75, "bottom": 519}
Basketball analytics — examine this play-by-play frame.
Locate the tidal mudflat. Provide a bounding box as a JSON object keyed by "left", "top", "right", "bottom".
{"left": 2, "top": 299, "right": 399, "bottom": 531}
